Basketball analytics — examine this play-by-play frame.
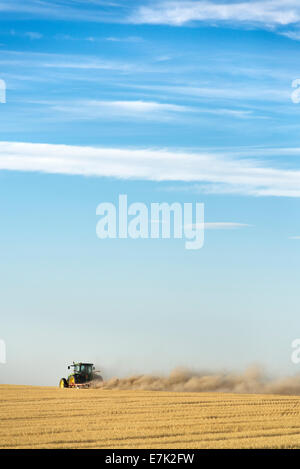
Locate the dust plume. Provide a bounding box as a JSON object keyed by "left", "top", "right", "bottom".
{"left": 91, "top": 366, "right": 300, "bottom": 395}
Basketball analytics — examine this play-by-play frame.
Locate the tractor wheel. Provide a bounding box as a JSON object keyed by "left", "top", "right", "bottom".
{"left": 68, "top": 375, "right": 76, "bottom": 387}
{"left": 59, "top": 378, "right": 68, "bottom": 388}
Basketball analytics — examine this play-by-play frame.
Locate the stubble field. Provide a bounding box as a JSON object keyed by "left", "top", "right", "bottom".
{"left": 1, "top": 385, "right": 300, "bottom": 448}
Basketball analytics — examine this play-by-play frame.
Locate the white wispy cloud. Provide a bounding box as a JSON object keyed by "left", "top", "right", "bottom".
{"left": 49, "top": 100, "right": 257, "bottom": 121}
{"left": 127, "top": 84, "right": 289, "bottom": 103}
{"left": 152, "top": 220, "right": 250, "bottom": 229}
{"left": 204, "top": 222, "right": 251, "bottom": 229}
{"left": 24, "top": 32, "right": 43, "bottom": 40}
{"left": 186, "top": 222, "right": 251, "bottom": 229}
{"left": 44, "top": 60, "right": 131, "bottom": 72}
{"left": 10, "top": 30, "right": 43, "bottom": 40}
{"left": 80, "top": 100, "right": 186, "bottom": 113}
{"left": 289, "top": 236, "right": 300, "bottom": 239}
{"left": 280, "top": 30, "right": 300, "bottom": 41}
{"left": 1, "top": 141, "right": 300, "bottom": 197}
{"left": 50, "top": 100, "right": 188, "bottom": 121}
{"left": 3, "top": 0, "right": 300, "bottom": 30}
{"left": 105, "top": 36, "right": 143, "bottom": 42}
{"left": 197, "top": 108, "right": 255, "bottom": 119}
{"left": 0, "top": 0, "right": 122, "bottom": 22}
{"left": 130, "top": 1, "right": 300, "bottom": 27}
{"left": 0, "top": 50, "right": 141, "bottom": 75}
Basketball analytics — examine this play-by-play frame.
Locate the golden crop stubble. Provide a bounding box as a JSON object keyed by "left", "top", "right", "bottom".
{"left": 1, "top": 385, "right": 300, "bottom": 449}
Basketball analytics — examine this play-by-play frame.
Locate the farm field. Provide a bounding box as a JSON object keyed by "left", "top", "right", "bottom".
{"left": 1, "top": 385, "right": 300, "bottom": 448}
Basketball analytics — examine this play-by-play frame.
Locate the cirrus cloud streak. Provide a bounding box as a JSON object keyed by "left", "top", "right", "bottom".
{"left": 130, "top": 0, "right": 300, "bottom": 27}
{"left": 1, "top": 141, "right": 300, "bottom": 197}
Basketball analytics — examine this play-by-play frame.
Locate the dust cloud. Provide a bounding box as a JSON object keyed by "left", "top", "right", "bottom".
{"left": 91, "top": 366, "right": 300, "bottom": 395}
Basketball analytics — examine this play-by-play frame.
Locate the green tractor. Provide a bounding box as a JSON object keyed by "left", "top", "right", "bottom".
{"left": 59, "top": 362, "right": 103, "bottom": 389}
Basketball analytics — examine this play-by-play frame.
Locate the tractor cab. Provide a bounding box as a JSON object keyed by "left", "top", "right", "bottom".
{"left": 59, "top": 362, "right": 102, "bottom": 388}
{"left": 69, "top": 362, "right": 94, "bottom": 377}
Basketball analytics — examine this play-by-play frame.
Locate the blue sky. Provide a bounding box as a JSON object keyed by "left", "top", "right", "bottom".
{"left": 1, "top": 1, "right": 300, "bottom": 385}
